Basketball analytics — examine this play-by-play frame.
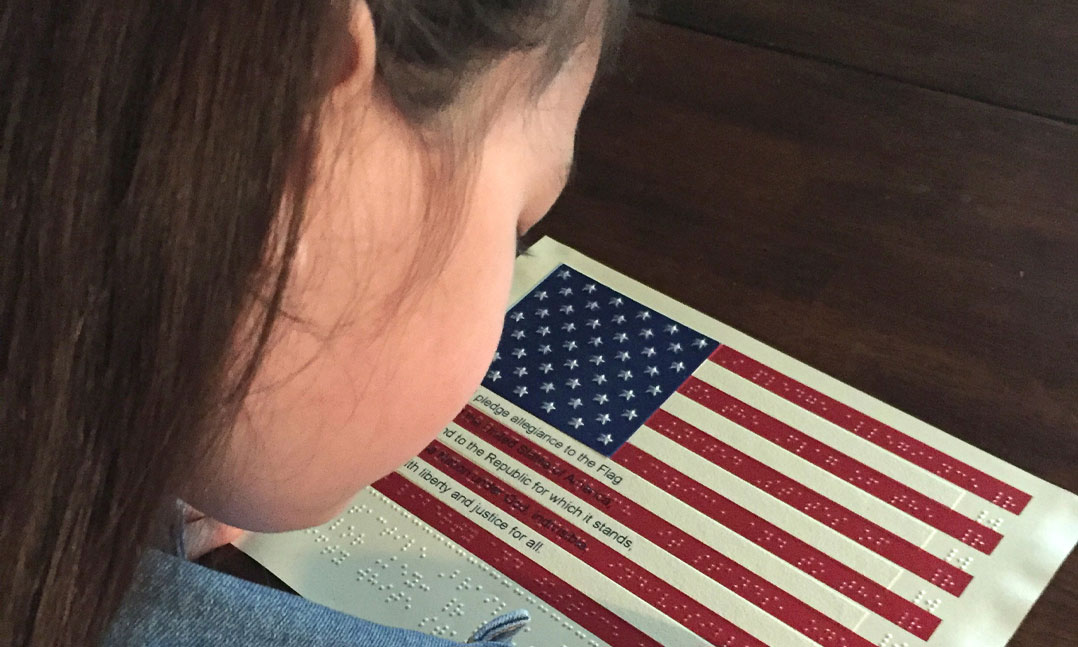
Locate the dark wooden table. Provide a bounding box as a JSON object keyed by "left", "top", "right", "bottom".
{"left": 211, "top": 8, "right": 1078, "bottom": 646}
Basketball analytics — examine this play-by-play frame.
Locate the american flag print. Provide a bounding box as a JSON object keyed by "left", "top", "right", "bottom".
{"left": 238, "top": 243, "right": 1078, "bottom": 647}
{"left": 370, "top": 262, "right": 1053, "bottom": 646}
{"left": 482, "top": 265, "right": 718, "bottom": 456}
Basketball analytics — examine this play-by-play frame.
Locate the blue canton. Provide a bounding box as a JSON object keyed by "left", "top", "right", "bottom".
{"left": 482, "top": 265, "right": 720, "bottom": 456}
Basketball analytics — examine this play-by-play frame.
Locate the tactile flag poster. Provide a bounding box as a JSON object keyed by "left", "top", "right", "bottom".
{"left": 238, "top": 237, "right": 1078, "bottom": 647}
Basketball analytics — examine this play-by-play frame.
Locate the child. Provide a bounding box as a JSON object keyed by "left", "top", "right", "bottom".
{"left": 0, "top": 1, "right": 626, "bottom": 645}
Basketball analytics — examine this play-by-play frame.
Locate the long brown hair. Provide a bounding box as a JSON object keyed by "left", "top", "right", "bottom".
{"left": 0, "top": 1, "right": 625, "bottom": 645}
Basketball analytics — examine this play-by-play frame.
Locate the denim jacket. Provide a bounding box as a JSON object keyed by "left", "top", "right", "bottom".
{"left": 102, "top": 507, "right": 530, "bottom": 646}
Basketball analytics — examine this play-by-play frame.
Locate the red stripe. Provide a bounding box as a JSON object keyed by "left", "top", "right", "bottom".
{"left": 616, "top": 444, "right": 941, "bottom": 640}
{"left": 646, "top": 409, "right": 973, "bottom": 596}
{"left": 371, "top": 472, "right": 662, "bottom": 647}
{"left": 457, "top": 407, "right": 878, "bottom": 647}
{"left": 712, "top": 346, "right": 1032, "bottom": 514}
{"left": 423, "top": 438, "right": 771, "bottom": 647}
{"left": 679, "top": 376, "right": 1003, "bottom": 554}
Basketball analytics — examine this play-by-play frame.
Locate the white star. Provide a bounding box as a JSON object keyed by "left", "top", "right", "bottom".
{"left": 641, "top": 347, "right": 656, "bottom": 358}
{"left": 646, "top": 384, "right": 662, "bottom": 396}
{"left": 668, "top": 342, "right": 682, "bottom": 353}
{"left": 615, "top": 351, "right": 631, "bottom": 362}
{"left": 567, "top": 397, "right": 583, "bottom": 408}
{"left": 513, "top": 366, "right": 528, "bottom": 377}
{"left": 487, "top": 370, "right": 501, "bottom": 382}
{"left": 645, "top": 366, "right": 660, "bottom": 377}
{"left": 558, "top": 287, "right": 573, "bottom": 297}
{"left": 598, "top": 433, "right": 614, "bottom": 445}
{"left": 618, "top": 369, "right": 633, "bottom": 380}
{"left": 536, "top": 326, "right": 551, "bottom": 336}
{"left": 637, "top": 310, "right": 652, "bottom": 320}
{"left": 585, "top": 301, "right": 600, "bottom": 311}
{"left": 619, "top": 389, "right": 635, "bottom": 400}
{"left": 609, "top": 297, "right": 623, "bottom": 307}
{"left": 586, "top": 319, "right": 601, "bottom": 329}
{"left": 565, "top": 378, "right": 581, "bottom": 389}
{"left": 562, "top": 322, "right": 576, "bottom": 332}
{"left": 538, "top": 344, "right": 552, "bottom": 355}
{"left": 589, "top": 336, "right": 603, "bottom": 347}
{"left": 564, "top": 359, "right": 579, "bottom": 370}
{"left": 664, "top": 323, "right": 679, "bottom": 334}
{"left": 535, "top": 290, "right": 548, "bottom": 301}
{"left": 511, "top": 329, "right": 525, "bottom": 340}
{"left": 596, "top": 413, "right": 612, "bottom": 425}
{"left": 611, "top": 314, "right": 627, "bottom": 325}
{"left": 692, "top": 338, "right": 708, "bottom": 348}
{"left": 493, "top": 351, "right": 501, "bottom": 361}
{"left": 670, "top": 361, "right": 686, "bottom": 372}
{"left": 535, "top": 308, "right": 550, "bottom": 318}
{"left": 621, "top": 409, "right": 638, "bottom": 421}
{"left": 512, "top": 348, "right": 526, "bottom": 359}
{"left": 510, "top": 312, "right": 525, "bottom": 322}
{"left": 540, "top": 382, "right": 555, "bottom": 393}
{"left": 563, "top": 340, "right": 578, "bottom": 351}
{"left": 594, "top": 393, "right": 609, "bottom": 405}
{"left": 568, "top": 417, "right": 584, "bottom": 429}
{"left": 639, "top": 328, "right": 654, "bottom": 339}
{"left": 613, "top": 332, "right": 629, "bottom": 342}
{"left": 539, "top": 363, "right": 553, "bottom": 373}
{"left": 541, "top": 401, "right": 556, "bottom": 413}
{"left": 513, "top": 385, "right": 528, "bottom": 397}
{"left": 592, "top": 373, "right": 607, "bottom": 385}
{"left": 557, "top": 269, "right": 571, "bottom": 279}
{"left": 589, "top": 355, "right": 605, "bottom": 365}
{"left": 583, "top": 283, "right": 597, "bottom": 293}
{"left": 559, "top": 304, "right": 574, "bottom": 315}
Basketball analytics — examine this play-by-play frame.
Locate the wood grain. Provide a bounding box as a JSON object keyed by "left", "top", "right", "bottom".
{"left": 639, "top": 0, "right": 1078, "bottom": 121}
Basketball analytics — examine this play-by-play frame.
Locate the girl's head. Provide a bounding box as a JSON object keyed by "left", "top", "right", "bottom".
{"left": 196, "top": 0, "right": 619, "bottom": 534}
{"left": 0, "top": 1, "right": 626, "bottom": 645}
